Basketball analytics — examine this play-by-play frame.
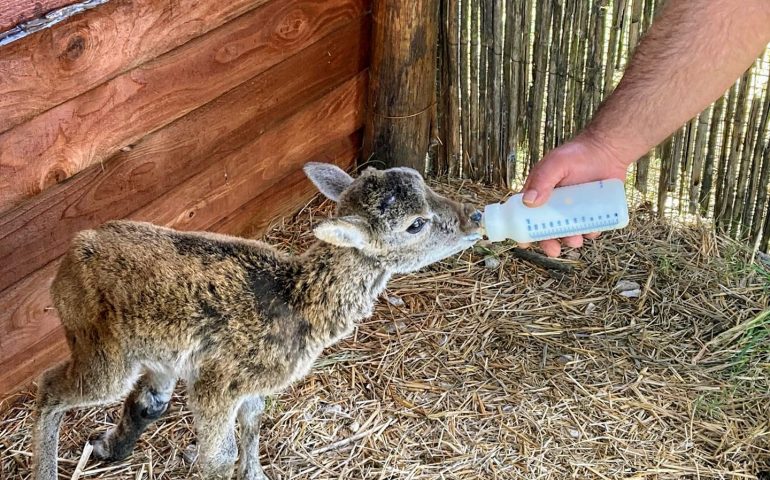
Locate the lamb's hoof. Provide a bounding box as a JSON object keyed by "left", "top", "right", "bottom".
{"left": 241, "top": 470, "right": 270, "bottom": 480}
{"left": 182, "top": 443, "right": 199, "bottom": 465}
{"left": 89, "top": 431, "right": 121, "bottom": 462}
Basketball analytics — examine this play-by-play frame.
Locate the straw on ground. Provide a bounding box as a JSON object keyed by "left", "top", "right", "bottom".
{"left": 1, "top": 179, "right": 769, "bottom": 479}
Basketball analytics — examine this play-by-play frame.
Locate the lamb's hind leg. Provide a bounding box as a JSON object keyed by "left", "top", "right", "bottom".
{"left": 91, "top": 370, "right": 176, "bottom": 461}
{"left": 32, "top": 353, "right": 136, "bottom": 480}
{"left": 188, "top": 378, "right": 239, "bottom": 480}
{"left": 238, "top": 396, "right": 268, "bottom": 480}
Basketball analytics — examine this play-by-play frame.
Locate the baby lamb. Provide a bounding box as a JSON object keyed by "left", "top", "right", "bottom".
{"left": 32, "top": 162, "right": 482, "bottom": 479}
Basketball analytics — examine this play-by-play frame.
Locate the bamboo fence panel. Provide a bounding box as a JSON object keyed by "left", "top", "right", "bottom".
{"left": 435, "top": 0, "right": 770, "bottom": 250}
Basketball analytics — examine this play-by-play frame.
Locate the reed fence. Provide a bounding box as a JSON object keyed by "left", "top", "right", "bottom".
{"left": 433, "top": 0, "right": 770, "bottom": 250}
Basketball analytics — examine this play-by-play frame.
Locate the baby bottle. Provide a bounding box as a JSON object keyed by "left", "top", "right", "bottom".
{"left": 481, "top": 179, "right": 630, "bottom": 243}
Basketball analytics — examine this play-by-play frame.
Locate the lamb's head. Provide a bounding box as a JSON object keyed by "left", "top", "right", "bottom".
{"left": 304, "top": 162, "right": 482, "bottom": 273}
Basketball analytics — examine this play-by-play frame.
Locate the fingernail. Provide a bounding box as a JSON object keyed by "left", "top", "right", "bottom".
{"left": 522, "top": 190, "right": 538, "bottom": 206}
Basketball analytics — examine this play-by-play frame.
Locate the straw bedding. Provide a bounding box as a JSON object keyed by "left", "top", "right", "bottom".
{"left": 2, "top": 179, "right": 769, "bottom": 479}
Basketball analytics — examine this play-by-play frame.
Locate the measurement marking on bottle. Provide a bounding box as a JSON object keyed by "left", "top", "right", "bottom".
{"left": 528, "top": 218, "right": 620, "bottom": 240}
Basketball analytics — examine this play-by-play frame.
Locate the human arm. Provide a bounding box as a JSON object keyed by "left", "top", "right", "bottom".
{"left": 522, "top": 0, "right": 770, "bottom": 257}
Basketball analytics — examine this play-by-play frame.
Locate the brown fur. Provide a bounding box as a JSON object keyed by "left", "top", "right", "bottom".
{"left": 31, "top": 164, "right": 481, "bottom": 480}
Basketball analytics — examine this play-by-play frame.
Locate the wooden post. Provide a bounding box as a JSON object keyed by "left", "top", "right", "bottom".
{"left": 364, "top": 0, "right": 438, "bottom": 172}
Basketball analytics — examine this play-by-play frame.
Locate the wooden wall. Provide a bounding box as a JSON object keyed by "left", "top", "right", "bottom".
{"left": 0, "top": 0, "right": 80, "bottom": 32}
{"left": 0, "top": 0, "right": 371, "bottom": 399}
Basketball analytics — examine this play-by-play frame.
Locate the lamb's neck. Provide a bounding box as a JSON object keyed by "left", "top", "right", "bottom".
{"left": 293, "top": 242, "right": 389, "bottom": 343}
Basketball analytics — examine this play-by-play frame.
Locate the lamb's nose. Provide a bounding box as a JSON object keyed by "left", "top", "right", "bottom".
{"left": 470, "top": 210, "right": 482, "bottom": 223}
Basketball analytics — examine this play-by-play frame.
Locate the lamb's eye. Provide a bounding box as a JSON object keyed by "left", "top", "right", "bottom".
{"left": 406, "top": 217, "right": 427, "bottom": 234}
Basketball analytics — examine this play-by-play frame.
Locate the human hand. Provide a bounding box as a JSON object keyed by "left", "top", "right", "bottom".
{"left": 519, "top": 133, "right": 633, "bottom": 257}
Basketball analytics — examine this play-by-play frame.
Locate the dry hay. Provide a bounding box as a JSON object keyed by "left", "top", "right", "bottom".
{"left": 2, "top": 179, "right": 770, "bottom": 480}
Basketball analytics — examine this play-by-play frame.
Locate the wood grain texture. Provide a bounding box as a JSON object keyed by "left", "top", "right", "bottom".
{"left": 0, "top": 0, "right": 270, "bottom": 132}
{"left": 211, "top": 132, "right": 361, "bottom": 238}
{"left": 131, "top": 74, "right": 366, "bottom": 230}
{"left": 0, "top": 261, "right": 61, "bottom": 367}
{"left": 0, "top": 0, "right": 368, "bottom": 214}
{"left": 0, "top": 0, "right": 76, "bottom": 32}
{"left": 0, "top": 327, "right": 69, "bottom": 405}
{"left": 363, "top": 0, "right": 437, "bottom": 172}
{"left": 0, "top": 18, "right": 369, "bottom": 293}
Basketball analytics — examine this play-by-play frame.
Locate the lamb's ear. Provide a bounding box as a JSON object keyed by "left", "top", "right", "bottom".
{"left": 313, "top": 216, "right": 370, "bottom": 249}
{"left": 303, "top": 162, "right": 354, "bottom": 202}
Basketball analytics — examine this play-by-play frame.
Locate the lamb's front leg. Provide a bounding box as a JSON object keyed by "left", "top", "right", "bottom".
{"left": 237, "top": 396, "right": 269, "bottom": 480}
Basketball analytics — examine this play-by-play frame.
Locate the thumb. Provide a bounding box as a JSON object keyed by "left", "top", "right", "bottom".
{"left": 522, "top": 157, "right": 568, "bottom": 207}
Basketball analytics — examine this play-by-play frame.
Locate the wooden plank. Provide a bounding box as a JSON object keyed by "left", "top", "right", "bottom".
{"left": 132, "top": 74, "right": 366, "bottom": 231}
{"left": 0, "top": 19, "right": 369, "bottom": 294}
{"left": 0, "top": 0, "right": 76, "bottom": 32}
{"left": 0, "top": 262, "right": 62, "bottom": 366}
{"left": 0, "top": 134, "right": 358, "bottom": 399}
{"left": 0, "top": 327, "right": 69, "bottom": 403}
{"left": 0, "top": 0, "right": 368, "bottom": 214}
{"left": 0, "top": 0, "right": 271, "bottom": 132}
{"left": 211, "top": 132, "right": 360, "bottom": 238}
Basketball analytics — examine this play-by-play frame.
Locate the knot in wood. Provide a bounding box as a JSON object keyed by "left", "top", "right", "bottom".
{"left": 60, "top": 35, "right": 86, "bottom": 62}
{"left": 42, "top": 166, "right": 69, "bottom": 191}
{"left": 275, "top": 11, "right": 306, "bottom": 41}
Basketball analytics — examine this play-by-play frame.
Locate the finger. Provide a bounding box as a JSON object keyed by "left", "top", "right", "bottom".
{"left": 539, "top": 239, "right": 562, "bottom": 258}
{"left": 584, "top": 232, "right": 602, "bottom": 240}
{"left": 561, "top": 235, "right": 583, "bottom": 249}
{"left": 522, "top": 158, "right": 569, "bottom": 208}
